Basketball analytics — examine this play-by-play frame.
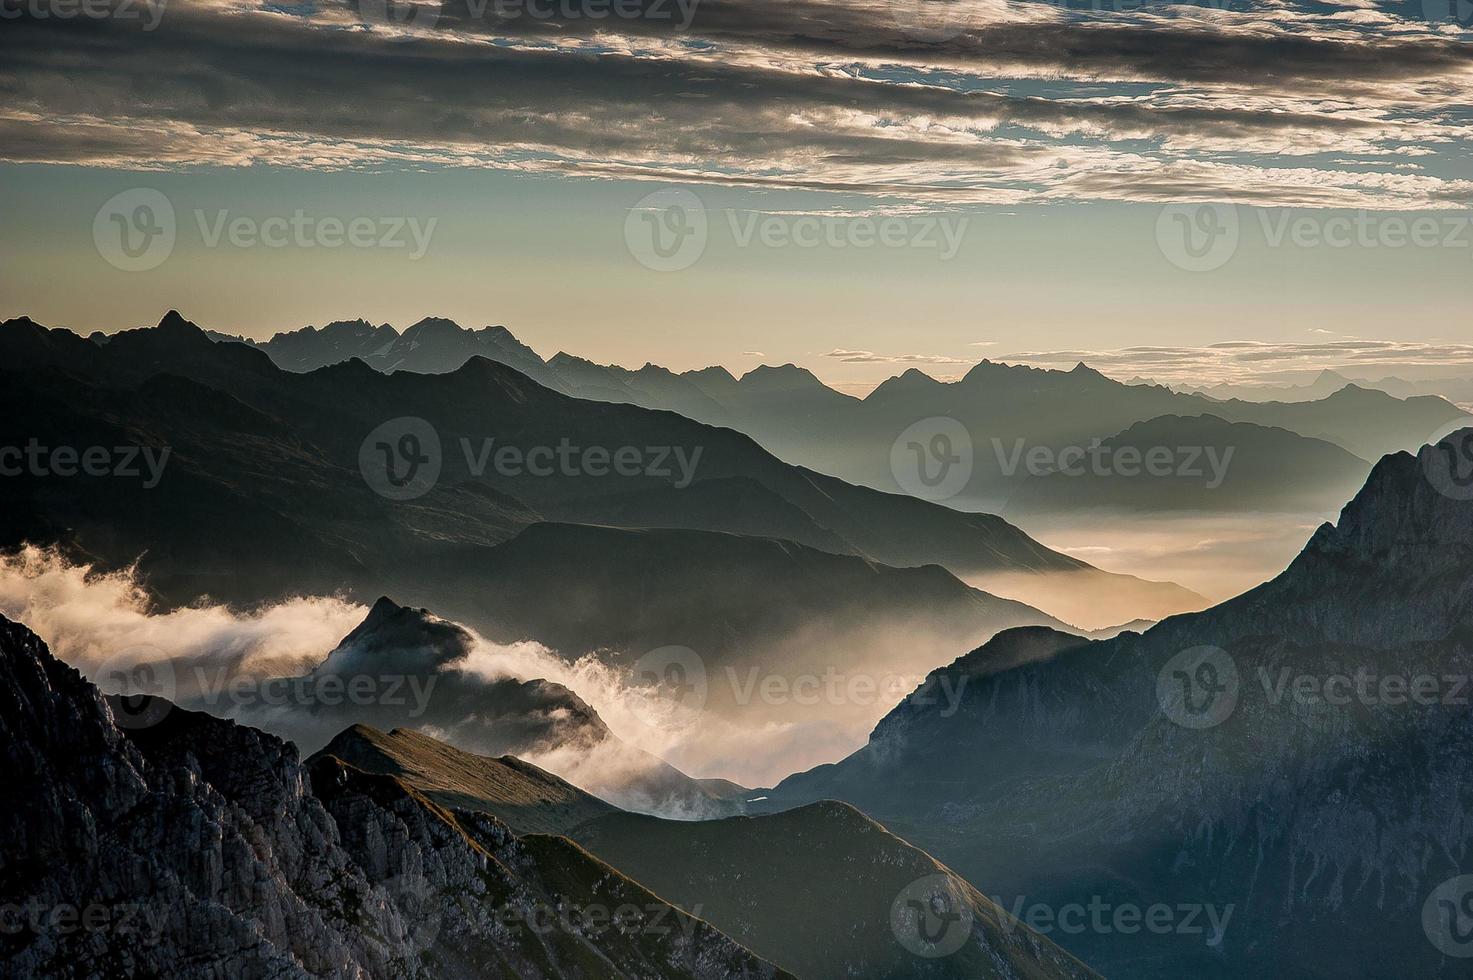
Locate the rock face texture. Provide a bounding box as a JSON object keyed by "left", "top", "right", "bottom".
{"left": 763, "top": 433, "right": 1473, "bottom": 978}
{"left": 0, "top": 614, "right": 789, "bottom": 979}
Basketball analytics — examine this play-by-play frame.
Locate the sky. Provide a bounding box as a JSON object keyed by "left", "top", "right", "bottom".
{"left": 2, "top": 0, "right": 1471, "bottom": 391}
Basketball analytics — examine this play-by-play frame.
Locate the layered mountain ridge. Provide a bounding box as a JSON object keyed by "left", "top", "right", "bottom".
{"left": 0, "top": 613, "right": 790, "bottom": 979}
{"left": 757, "top": 429, "right": 1473, "bottom": 977}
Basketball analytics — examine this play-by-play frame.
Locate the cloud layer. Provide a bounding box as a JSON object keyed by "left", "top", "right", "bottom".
{"left": 995, "top": 338, "right": 1473, "bottom": 384}
{"left": 3, "top": 0, "right": 1472, "bottom": 207}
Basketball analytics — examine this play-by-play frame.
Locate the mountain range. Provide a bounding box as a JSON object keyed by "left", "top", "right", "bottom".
{"left": 0, "top": 313, "right": 1201, "bottom": 748}
{"left": 0, "top": 611, "right": 1100, "bottom": 979}
{"left": 323, "top": 721, "right": 1098, "bottom": 980}
{"left": 0, "top": 614, "right": 791, "bottom": 979}
{"left": 1179, "top": 369, "right": 1473, "bottom": 412}
{"left": 214, "top": 316, "right": 1469, "bottom": 517}
{"left": 754, "top": 428, "right": 1473, "bottom": 977}
{"left": 6, "top": 308, "right": 1473, "bottom": 977}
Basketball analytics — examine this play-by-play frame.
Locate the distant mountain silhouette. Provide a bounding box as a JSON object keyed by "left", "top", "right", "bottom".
{"left": 756, "top": 429, "right": 1473, "bottom": 976}
{"left": 219, "top": 317, "right": 1468, "bottom": 516}
{"left": 220, "top": 316, "right": 553, "bottom": 380}
{"left": 1182, "top": 369, "right": 1473, "bottom": 411}
{"left": 0, "top": 311, "right": 1198, "bottom": 637}
{"left": 1000, "top": 414, "right": 1373, "bottom": 516}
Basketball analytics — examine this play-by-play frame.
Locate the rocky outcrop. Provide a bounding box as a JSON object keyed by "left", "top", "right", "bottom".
{"left": 763, "top": 432, "right": 1473, "bottom": 977}
{"left": 0, "top": 614, "right": 788, "bottom": 979}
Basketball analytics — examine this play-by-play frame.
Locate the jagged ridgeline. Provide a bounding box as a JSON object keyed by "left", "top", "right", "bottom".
{"left": 0, "top": 616, "right": 1096, "bottom": 980}
{"left": 759, "top": 430, "right": 1473, "bottom": 977}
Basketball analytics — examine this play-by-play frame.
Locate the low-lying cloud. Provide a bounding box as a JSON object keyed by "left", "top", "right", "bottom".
{"left": 0, "top": 545, "right": 941, "bottom": 798}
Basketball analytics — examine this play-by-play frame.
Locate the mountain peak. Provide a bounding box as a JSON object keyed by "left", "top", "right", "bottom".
{"left": 156, "top": 309, "right": 199, "bottom": 333}
{"left": 739, "top": 363, "right": 824, "bottom": 390}
{"left": 318, "top": 597, "right": 474, "bottom": 676}
{"left": 402, "top": 315, "right": 465, "bottom": 335}
{"left": 866, "top": 367, "right": 945, "bottom": 401}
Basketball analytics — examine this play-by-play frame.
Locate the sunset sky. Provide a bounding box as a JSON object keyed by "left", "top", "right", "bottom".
{"left": 3, "top": 0, "right": 1472, "bottom": 390}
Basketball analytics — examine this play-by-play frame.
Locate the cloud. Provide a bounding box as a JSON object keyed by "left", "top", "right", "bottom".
{"left": 0, "top": 545, "right": 894, "bottom": 793}
{"left": 994, "top": 340, "right": 1473, "bottom": 386}
{"left": 2, "top": 0, "right": 1472, "bottom": 208}
{"left": 824, "top": 348, "right": 972, "bottom": 364}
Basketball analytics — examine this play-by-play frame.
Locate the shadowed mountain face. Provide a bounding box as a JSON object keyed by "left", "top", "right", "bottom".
{"left": 0, "top": 311, "right": 1198, "bottom": 655}
{"left": 999, "top": 414, "right": 1373, "bottom": 517}
{"left": 756, "top": 430, "right": 1473, "bottom": 977}
{"left": 300, "top": 719, "right": 1098, "bottom": 980}
{"left": 191, "top": 596, "right": 737, "bottom": 818}
{"left": 443, "top": 522, "right": 1073, "bottom": 678}
{"left": 570, "top": 804, "right": 1099, "bottom": 980}
{"left": 0, "top": 614, "right": 791, "bottom": 980}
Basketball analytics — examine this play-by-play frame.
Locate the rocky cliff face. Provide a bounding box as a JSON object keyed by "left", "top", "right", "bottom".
{"left": 0, "top": 614, "right": 788, "bottom": 979}
{"left": 764, "top": 431, "right": 1473, "bottom": 977}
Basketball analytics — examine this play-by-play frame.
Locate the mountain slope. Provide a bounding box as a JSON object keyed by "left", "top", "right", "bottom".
{"left": 758, "top": 429, "right": 1473, "bottom": 977}
{"left": 0, "top": 613, "right": 788, "bottom": 979}
{"left": 313, "top": 724, "right": 618, "bottom": 836}
{"left": 216, "top": 596, "right": 734, "bottom": 818}
{"left": 570, "top": 803, "right": 1100, "bottom": 980}
{"left": 219, "top": 316, "right": 1467, "bottom": 513}
{"left": 0, "top": 311, "right": 1196, "bottom": 637}
{"left": 1000, "top": 414, "right": 1373, "bottom": 516}
{"left": 295, "top": 721, "right": 1099, "bottom": 980}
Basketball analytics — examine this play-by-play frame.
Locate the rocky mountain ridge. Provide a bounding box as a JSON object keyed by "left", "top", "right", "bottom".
{"left": 0, "top": 612, "right": 791, "bottom": 979}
